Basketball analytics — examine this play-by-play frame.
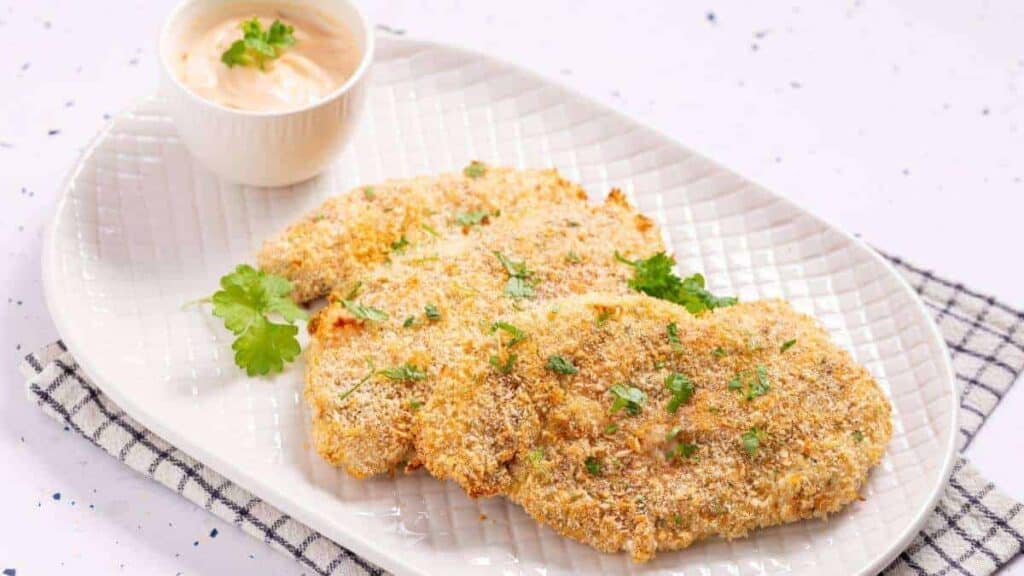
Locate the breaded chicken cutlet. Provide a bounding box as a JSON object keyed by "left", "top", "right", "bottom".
{"left": 415, "top": 294, "right": 892, "bottom": 562}
{"left": 304, "top": 190, "right": 664, "bottom": 478}
{"left": 258, "top": 164, "right": 588, "bottom": 303}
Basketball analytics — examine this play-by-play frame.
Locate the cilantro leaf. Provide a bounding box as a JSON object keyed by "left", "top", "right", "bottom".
{"left": 490, "top": 321, "right": 527, "bottom": 346}
{"left": 424, "top": 303, "right": 441, "bottom": 321}
{"left": 221, "top": 18, "right": 296, "bottom": 70}
{"left": 609, "top": 383, "right": 646, "bottom": 416}
{"left": 402, "top": 316, "right": 416, "bottom": 328}
{"left": 463, "top": 161, "right": 486, "bottom": 179}
{"left": 545, "top": 355, "right": 579, "bottom": 375}
{"left": 584, "top": 456, "right": 603, "bottom": 476}
{"left": 230, "top": 318, "right": 300, "bottom": 376}
{"left": 665, "top": 372, "right": 694, "bottom": 413}
{"left": 363, "top": 186, "right": 376, "bottom": 200}
{"left": 852, "top": 430, "right": 865, "bottom": 443}
{"left": 207, "top": 264, "right": 307, "bottom": 376}
{"left": 341, "top": 299, "right": 388, "bottom": 322}
{"left": 380, "top": 363, "right": 427, "bottom": 381}
{"left": 615, "top": 252, "right": 737, "bottom": 313}
{"left": 780, "top": 339, "right": 797, "bottom": 353}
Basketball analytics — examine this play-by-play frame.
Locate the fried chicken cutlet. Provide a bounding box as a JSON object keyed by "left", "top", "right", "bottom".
{"left": 415, "top": 293, "right": 892, "bottom": 562}
{"left": 304, "top": 190, "right": 664, "bottom": 478}
{"left": 258, "top": 164, "right": 588, "bottom": 303}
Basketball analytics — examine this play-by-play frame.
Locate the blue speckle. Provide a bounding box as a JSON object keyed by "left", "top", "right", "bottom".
{"left": 706, "top": 11, "right": 716, "bottom": 23}
{"left": 193, "top": 540, "right": 199, "bottom": 547}
{"left": 3, "top": 568, "right": 16, "bottom": 576}
{"left": 47, "top": 129, "right": 60, "bottom": 136}
{"left": 52, "top": 492, "right": 61, "bottom": 501}
{"left": 209, "top": 528, "right": 219, "bottom": 538}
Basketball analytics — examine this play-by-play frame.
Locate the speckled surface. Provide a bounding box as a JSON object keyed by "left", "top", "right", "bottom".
{"left": 1, "top": 1, "right": 1022, "bottom": 574}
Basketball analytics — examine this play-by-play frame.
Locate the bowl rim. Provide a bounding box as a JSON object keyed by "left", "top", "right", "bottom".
{"left": 158, "top": 0, "right": 375, "bottom": 118}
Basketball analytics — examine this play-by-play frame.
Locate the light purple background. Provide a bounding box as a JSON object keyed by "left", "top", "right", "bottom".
{"left": 1, "top": 1, "right": 1022, "bottom": 574}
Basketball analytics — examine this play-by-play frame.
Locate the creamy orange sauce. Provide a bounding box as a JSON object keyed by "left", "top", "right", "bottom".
{"left": 174, "top": 3, "right": 361, "bottom": 112}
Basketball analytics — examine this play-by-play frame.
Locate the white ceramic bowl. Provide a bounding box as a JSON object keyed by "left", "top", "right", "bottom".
{"left": 158, "top": 0, "right": 374, "bottom": 187}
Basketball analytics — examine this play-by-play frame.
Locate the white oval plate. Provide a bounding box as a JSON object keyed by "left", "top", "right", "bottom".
{"left": 43, "top": 37, "right": 956, "bottom": 576}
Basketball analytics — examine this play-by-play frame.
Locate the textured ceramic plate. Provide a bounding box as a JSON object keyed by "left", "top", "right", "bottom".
{"left": 43, "top": 37, "right": 956, "bottom": 575}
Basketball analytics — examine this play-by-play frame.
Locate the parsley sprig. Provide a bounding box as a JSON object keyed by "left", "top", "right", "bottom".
{"left": 221, "top": 18, "right": 296, "bottom": 70}
{"left": 615, "top": 252, "right": 736, "bottom": 313}
{"left": 203, "top": 265, "right": 307, "bottom": 376}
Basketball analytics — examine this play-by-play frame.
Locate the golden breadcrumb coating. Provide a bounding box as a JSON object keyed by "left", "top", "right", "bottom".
{"left": 258, "top": 165, "right": 588, "bottom": 302}
{"left": 303, "top": 190, "right": 663, "bottom": 478}
{"left": 415, "top": 294, "right": 892, "bottom": 562}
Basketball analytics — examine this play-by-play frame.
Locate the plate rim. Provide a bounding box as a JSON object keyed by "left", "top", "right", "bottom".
{"left": 41, "top": 35, "right": 959, "bottom": 576}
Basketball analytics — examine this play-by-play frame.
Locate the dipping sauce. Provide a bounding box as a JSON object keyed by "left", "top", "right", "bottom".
{"left": 173, "top": 3, "right": 361, "bottom": 112}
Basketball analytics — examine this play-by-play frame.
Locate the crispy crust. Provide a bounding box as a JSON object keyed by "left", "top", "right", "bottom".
{"left": 303, "top": 188, "right": 663, "bottom": 478}
{"left": 258, "top": 165, "right": 588, "bottom": 303}
{"left": 415, "top": 294, "right": 893, "bottom": 562}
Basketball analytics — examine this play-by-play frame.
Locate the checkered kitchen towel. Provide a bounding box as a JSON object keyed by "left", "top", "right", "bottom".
{"left": 19, "top": 256, "right": 1024, "bottom": 576}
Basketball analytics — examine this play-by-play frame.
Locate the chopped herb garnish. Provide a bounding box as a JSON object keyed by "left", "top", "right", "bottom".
{"left": 780, "top": 339, "right": 797, "bottom": 353}
{"left": 528, "top": 448, "right": 545, "bottom": 463}
{"left": 363, "top": 186, "right": 376, "bottom": 200}
{"left": 402, "top": 316, "right": 416, "bottom": 328}
{"left": 343, "top": 281, "right": 362, "bottom": 301}
{"left": 741, "top": 427, "right": 765, "bottom": 455}
{"left": 489, "top": 353, "right": 517, "bottom": 374}
{"left": 664, "top": 426, "right": 698, "bottom": 460}
{"left": 666, "top": 322, "right": 683, "bottom": 352}
{"left": 609, "top": 383, "right": 646, "bottom": 416}
{"left": 421, "top": 223, "right": 440, "bottom": 238}
{"left": 604, "top": 423, "right": 619, "bottom": 435}
{"left": 424, "top": 304, "right": 441, "bottom": 321}
{"left": 380, "top": 363, "right": 427, "bottom": 382}
{"left": 338, "top": 362, "right": 375, "bottom": 402}
{"left": 490, "top": 321, "right": 527, "bottom": 346}
{"left": 342, "top": 299, "right": 388, "bottom": 322}
{"left": 712, "top": 347, "right": 727, "bottom": 358}
{"left": 673, "top": 514, "right": 683, "bottom": 526}
{"left": 545, "top": 355, "right": 579, "bottom": 375}
{"left": 494, "top": 251, "right": 536, "bottom": 299}
{"left": 463, "top": 161, "right": 486, "bottom": 179}
{"left": 221, "top": 18, "right": 296, "bottom": 70}
{"left": 596, "top": 309, "right": 612, "bottom": 326}
{"left": 390, "top": 235, "right": 410, "bottom": 253}
{"left": 454, "top": 210, "right": 496, "bottom": 227}
{"left": 729, "top": 365, "right": 770, "bottom": 400}
{"left": 584, "top": 456, "right": 603, "bottom": 476}
{"left": 665, "top": 372, "right": 695, "bottom": 413}
{"left": 408, "top": 399, "right": 424, "bottom": 411}
{"left": 852, "top": 430, "right": 865, "bottom": 443}
{"left": 615, "top": 251, "right": 737, "bottom": 313}
{"left": 202, "top": 264, "right": 306, "bottom": 376}
{"left": 566, "top": 220, "right": 580, "bottom": 228}
{"left": 565, "top": 250, "right": 581, "bottom": 264}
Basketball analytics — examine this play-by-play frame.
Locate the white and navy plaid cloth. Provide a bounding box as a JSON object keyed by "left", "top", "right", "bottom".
{"left": 20, "top": 255, "right": 1024, "bottom": 576}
